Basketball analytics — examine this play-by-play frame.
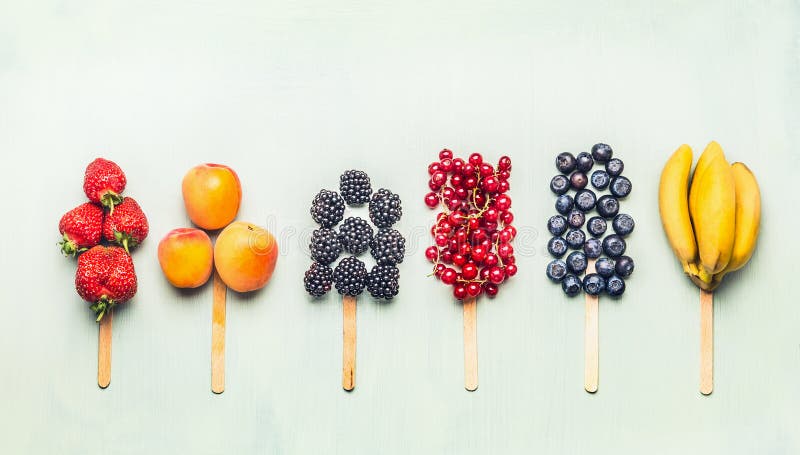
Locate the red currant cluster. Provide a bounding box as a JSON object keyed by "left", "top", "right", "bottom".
{"left": 424, "top": 149, "right": 518, "bottom": 300}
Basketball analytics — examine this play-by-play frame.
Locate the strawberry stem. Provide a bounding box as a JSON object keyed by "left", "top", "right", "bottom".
{"left": 91, "top": 296, "right": 116, "bottom": 322}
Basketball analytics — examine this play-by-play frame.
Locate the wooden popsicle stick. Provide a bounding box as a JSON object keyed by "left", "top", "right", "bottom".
{"left": 342, "top": 295, "right": 357, "bottom": 391}
{"left": 700, "top": 289, "right": 714, "bottom": 395}
{"left": 584, "top": 259, "right": 599, "bottom": 393}
{"left": 97, "top": 308, "right": 113, "bottom": 389}
{"left": 463, "top": 296, "right": 478, "bottom": 391}
{"left": 211, "top": 269, "right": 227, "bottom": 394}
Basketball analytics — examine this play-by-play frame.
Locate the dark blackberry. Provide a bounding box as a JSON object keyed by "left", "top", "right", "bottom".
{"left": 366, "top": 265, "right": 400, "bottom": 300}
{"left": 368, "top": 188, "right": 402, "bottom": 228}
{"left": 340, "top": 170, "right": 372, "bottom": 205}
{"left": 338, "top": 217, "right": 374, "bottom": 255}
{"left": 304, "top": 262, "right": 333, "bottom": 297}
{"left": 333, "top": 256, "right": 367, "bottom": 296}
{"left": 310, "top": 189, "right": 345, "bottom": 228}
{"left": 370, "top": 228, "right": 405, "bottom": 265}
{"left": 309, "top": 228, "right": 342, "bottom": 265}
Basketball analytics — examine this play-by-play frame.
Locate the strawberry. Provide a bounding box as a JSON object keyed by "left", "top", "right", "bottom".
{"left": 58, "top": 202, "right": 104, "bottom": 256}
{"left": 76, "top": 245, "right": 137, "bottom": 321}
{"left": 103, "top": 197, "right": 149, "bottom": 253}
{"left": 83, "top": 158, "right": 126, "bottom": 211}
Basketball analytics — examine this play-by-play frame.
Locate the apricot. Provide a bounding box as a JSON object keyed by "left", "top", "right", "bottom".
{"left": 182, "top": 163, "right": 242, "bottom": 230}
{"left": 214, "top": 221, "right": 278, "bottom": 292}
{"left": 158, "top": 228, "right": 214, "bottom": 288}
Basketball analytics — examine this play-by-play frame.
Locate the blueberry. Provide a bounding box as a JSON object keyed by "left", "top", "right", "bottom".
{"left": 602, "top": 234, "right": 627, "bottom": 258}
{"left": 550, "top": 175, "right": 570, "bottom": 195}
{"left": 587, "top": 216, "right": 607, "bottom": 237}
{"left": 595, "top": 257, "right": 615, "bottom": 278}
{"left": 574, "top": 189, "right": 597, "bottom": 212}
{"left": 556, "top": 152, "right": 577, "bottom": 173}
{"left": 583, "top": 273, "right": 606, "bottom": 295}
{"left": 576, "top": 152, "right": 594, "bottom": 172}
{"left": 591, "top": 143, "right": 613, "bottom": 162}
{"left": 547, "top": 215, "right": 568, "bottom": 236}
{"left": 610, "top": 176, "right": 632, "bottom": 198}
{"left": 555, "top": 194, "right": 574, "bottom": 215}
{"left": 561, "top": 274, "right": 582, "bottom": 297}
{"left": 612, "top": 213, "right": 635, "bottom": 236}
{"left": 590, "top": 170, "right": 610, "bottom": 190}
{"left": 570, "top": 172, "right": 588, "bottom": 190}
{"left": 546, "top": 259, "right": 568, "bottom": 282}
{"left": 615, "top": 255, "right": 635, "bottom": 277}
{"left": 567, "top": 209, "right": 585, "bottom": 228}
{"left": 548, "top": 236, "right": 568, "bottom": 257}
{"left": 596, "top": 195, "right": 620, "bottom": 218}
{"left": 583, "top": 238, "right": 602, "bottom": 258}
{"left": 606, "top": 275, "right": 626, "bottom": 297}
{"left": 605, "top": 158, "right": 624, "bottom": 176}
{"left": 566, "top": 251, "right": 587, "bottom": 274}
{"left": 564, "top": 229, "right": 586, "bottom": 250}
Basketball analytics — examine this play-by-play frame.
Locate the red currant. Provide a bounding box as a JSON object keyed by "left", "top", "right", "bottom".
{"left": 498, "top": 155, "right": 511, "bottom": 171}
{"left": 441, "top": 268, "right": 457, "bottom": 285}
{"left": 495, "top": 194, "right": 511, "bottom": 211}
{"left": 467, "top": 282, "right": 482, "bottom": 297}
{"left": 434, "top": 263, "right": 446, "bottom": 277}
{"left": 450, "top": 174, "right": 463, "bottom": 187}
{"left": 453, "top": 284, "right": 468, "bottom": 300}
{"left": 468, "top": 153, "right": 483, "bottom": 166}
{"left": 462, "top": 262, "right": 478, "bottom": 280}
{"left": 479, "top": 267, "right": 491, "bottom": 281}
{"left": 425, "top": 246, "right": 439, "bottom": 261}
{"left": 484, "top": 253, "right": 499, "bottom": 267}
{"left": 471, "top": 245, "right": 486, "bottom": 263}
{"left": 434, "top": 233, "right": 448, "bottom": 247}
{"left": 440, "top": 158, "right": 453, "bottom": 172}
{"left": 505, "top": 263, "right": 518, "bottom": 277}
{"left": 455, "top": 187, "right": 469, "bottom": 200}
{"left": 484, "top": 283, "right": 499, "bottom": 297}
{"left": 498, "top": 243, "right": 514, "bottom": 258}
{"left": 424, "top": 192, "right": 439, "bottom": 208}
{"left": 501, "top": 211, "right": 514, "bottom": 225}
{"left": 479, "top": 163, "right": 494, "bottom": 177}
{"left": 489, "top": 266, "right": 505, "bottom": 284}
{"left": 482, "top": 176, "right": 499, "bottom": 193}
{"left": 439, "top": 149, "right": 453, "bottom": 160}
{"left": 452, "top": 158, "right": 464, "bottom": 173}
{"left": 464, "top": 176, "right": 478, "bottom": 189}
{"left": 452, "top": 253, "right": 467, "bottom": 267}
{"left": 428, "top": 179, "right": 442, "bottom": 191}
{"left": 428, "top": 162, "right": 441, "bottom": 175}
{"left": 431, "top": 171, "right": 447, "bottom": 187}
{"left": 462, "top": 163, "right": 475, "bottom": 176}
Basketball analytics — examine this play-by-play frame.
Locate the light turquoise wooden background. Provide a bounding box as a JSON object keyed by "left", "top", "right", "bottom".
{"left": 1, "top": 1, "right": 797, "bottom": 453}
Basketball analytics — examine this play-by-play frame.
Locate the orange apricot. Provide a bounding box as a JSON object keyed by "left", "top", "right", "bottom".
{"left": 157, "top": 228, "right": 214, "bottom": 288}
{"left": 182, "top": 163, "right": 242, "bottom": 230}
{"left": 214, "top": 221, "right": 278, "bottom": 292}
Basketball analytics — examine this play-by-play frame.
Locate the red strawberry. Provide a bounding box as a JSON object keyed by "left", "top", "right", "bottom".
{"left": 103, "top": 197, "right": 149, "bottom": 253}
{"left": 83, "top": 158, "right": 127, "bottom": 211}
{"left": 76, "top": 245, "right": 137, "bottom": 321}
{"left": 58, "top": 202, "right": 104, "bottom": 256}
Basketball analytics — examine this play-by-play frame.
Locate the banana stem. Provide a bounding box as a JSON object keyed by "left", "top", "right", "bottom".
{"left": 700, "top": 289, "right": 713, "bottom": 395}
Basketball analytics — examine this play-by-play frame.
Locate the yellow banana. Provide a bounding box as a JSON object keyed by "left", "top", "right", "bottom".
{"left": 658, "top": 144, "right": 697, "bottom": 275}
{"left": 717, "top": 162, "right": 761, "bottom": 279}
{"left": 689, "top": 141, "right": 724, "bottom": 216}
{"left": 689, "top": 150, "right": 736, "bottom": 282}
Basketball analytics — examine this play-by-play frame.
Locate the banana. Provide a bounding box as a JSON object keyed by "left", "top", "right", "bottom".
{"left": 688, "top": 141, "right": 724, "bottom": 216}
{"left": 717, "top": 162, "right": 761, "bottom": 279}
{"left": 658, "top": 144, "right": 698, "bottom": 275}
{"left": 689, "top": 149, "right": 736, "bottom": 283}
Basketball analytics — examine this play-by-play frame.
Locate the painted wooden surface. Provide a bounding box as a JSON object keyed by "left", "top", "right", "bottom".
{"left": 0, "top": 0, "right": 798, "bottom": 453}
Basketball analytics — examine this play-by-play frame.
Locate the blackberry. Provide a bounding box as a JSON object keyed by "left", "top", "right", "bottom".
{"left": 368, "top": 188, "right": 402, "bottom": 228}
{"left": 340, "top": 170, "right": 372, "bottom": 205}
{"left": 333, "top": 256, "right": 367, "bottom": 296}
{"left": 338, "top": 217, "right": 374, "bottom": 255}
{"left": 370, "top": 228, "right": 405, "bottom": 265}
{"left": 310, "top": 189, "right": 345, "bottom": 228}
{"left": 366, "top": 265, "right": 400, "bottom": 300}
{"left": 304, "top": 262, "right": 333, "bottom": 297}
{"left": 309, "top": 228, "right": 342, "bottom": 265}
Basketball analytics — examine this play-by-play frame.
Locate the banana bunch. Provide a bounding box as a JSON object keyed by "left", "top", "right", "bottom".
{"left": 658, "top": 142, "right": 761, "bottom": 291}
